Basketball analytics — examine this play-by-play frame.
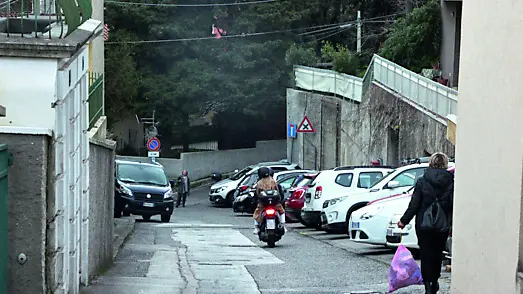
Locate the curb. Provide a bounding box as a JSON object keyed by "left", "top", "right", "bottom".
{"left": 112, "top": 217, "right": 136, "bottom": 259}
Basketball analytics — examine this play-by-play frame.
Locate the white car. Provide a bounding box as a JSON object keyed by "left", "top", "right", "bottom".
{"left": 321, "top": 162, "right": 439, "bottom": 232}
{"left": 348, "top": 190, "right": 413, "bottom": 246}
{"left": 386, "top": 165, "right": 456, "bottom": 251}
{"left": 301, "top": 166, "right": 394, "bottom": 229}
{"left": 386, "top": 213, "right": 419, "bottom": 250}
{"left": 209, "top": 163, "right": 300, "bottom": 206}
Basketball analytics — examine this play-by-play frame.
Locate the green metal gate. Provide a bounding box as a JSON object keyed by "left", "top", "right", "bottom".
{"left": 0, "top": 144, "right": 8, "bottom": 294}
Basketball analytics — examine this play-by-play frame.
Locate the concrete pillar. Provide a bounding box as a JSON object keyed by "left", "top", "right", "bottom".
{"left": 452, "top": 1, "right": 523, "bottom": 293}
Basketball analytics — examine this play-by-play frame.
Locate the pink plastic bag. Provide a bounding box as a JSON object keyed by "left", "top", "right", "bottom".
{"left": 388, "top": 244, "right": 423, "bottom": 293}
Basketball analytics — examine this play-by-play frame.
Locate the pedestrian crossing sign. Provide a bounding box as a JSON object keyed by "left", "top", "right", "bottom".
{"left": 297, "top": 116, "right": 315, "bottom": 133}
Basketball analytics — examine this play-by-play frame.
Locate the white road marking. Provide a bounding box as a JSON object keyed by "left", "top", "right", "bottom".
{"left": 171, "top": 227, "right": 283, "bottom": 293}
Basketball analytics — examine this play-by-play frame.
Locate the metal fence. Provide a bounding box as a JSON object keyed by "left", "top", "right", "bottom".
{"left": 294, "top": 55, "right": 459, "bottom": 119}
{"left": 371, "top": 55, "right": 458, "bottom": 118}
{"left": 0, "top": 0, "right": 92, "bottom": 38}
{"left": 88, "top": 71, "right": 104, "bottom": 129}
{"left": 0, "top": 144, "right": 7, "bottom": 294}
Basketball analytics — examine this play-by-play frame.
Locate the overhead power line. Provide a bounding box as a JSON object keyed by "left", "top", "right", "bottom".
{"left": 105, "top": 13, "right": 402, "bottom": 45}
{"left": 104, "top": 0, "right": 276, "bottom": 7}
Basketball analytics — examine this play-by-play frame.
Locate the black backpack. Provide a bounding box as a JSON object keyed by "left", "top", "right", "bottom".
{"left": 420, "top": 186, "right": 450, "bottom": 232}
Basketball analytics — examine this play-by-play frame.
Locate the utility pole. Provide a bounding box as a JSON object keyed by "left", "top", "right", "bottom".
{"left": 356, "top": 10, "right": 362, "bottom": 53}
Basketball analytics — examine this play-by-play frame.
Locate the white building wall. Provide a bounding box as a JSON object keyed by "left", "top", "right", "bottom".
{"left": 452, "top": 1, "right": 523, "bottom": 293}
{"left": 51, "top": 46, "right": 90, "bottom": 293}
{"left": 0, "top": 57, "right": 57, "bottom": 129}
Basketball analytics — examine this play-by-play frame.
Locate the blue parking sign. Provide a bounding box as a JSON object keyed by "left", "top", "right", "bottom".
{"left": 288, "top": 123, "right": 297, "bottom": 138}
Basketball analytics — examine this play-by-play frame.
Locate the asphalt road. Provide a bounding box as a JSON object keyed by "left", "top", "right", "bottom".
{"left": 82, "top": 185, "right": 450, "bottom": 294}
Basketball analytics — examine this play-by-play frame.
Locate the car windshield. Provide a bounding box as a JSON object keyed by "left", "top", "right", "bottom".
{"left": 369, "top": 169, "right": 396, "bottom": 189}
{"left": 117, "top": 163, "right": 168, "bottom": 186}
{"left": 231, "top": 167, "right": 253, "bottom": 180}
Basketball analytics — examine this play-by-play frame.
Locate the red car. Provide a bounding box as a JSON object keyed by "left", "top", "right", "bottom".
{"left": 285, "top": 173, "right": 319, "bottom": 222}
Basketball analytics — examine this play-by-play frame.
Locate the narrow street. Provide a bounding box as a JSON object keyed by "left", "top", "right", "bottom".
{"left": 82, "top": 186, "right": 449, "bottom": 294}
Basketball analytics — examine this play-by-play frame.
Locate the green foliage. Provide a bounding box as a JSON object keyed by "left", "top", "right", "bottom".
{"left": 104, "top": 30, "right": 140, "bottom": 125}
{"left": 104, "top": 0, "right": 405, "bottom": 150}
{"left": 285, "top": 44, "right": 318, "bottom": 67}
{"left": 378, "top": 0, "right": 441, "bottom": 72}
{"left": 320, "top": 41, "right": 360, "bottom": 75}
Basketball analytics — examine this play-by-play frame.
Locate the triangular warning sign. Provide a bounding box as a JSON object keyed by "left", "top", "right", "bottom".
{"left": 297, "top": 116, "right": 315, "bottom": 133}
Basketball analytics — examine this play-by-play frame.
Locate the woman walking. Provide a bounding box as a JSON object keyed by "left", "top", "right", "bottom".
{"left": 398, "top": 153, "right": 454, "bottom": 294}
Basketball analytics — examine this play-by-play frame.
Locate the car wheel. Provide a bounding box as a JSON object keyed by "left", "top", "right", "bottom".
{"left": 161, "top": 214, "right": 171, "bottom": 223}
{"left": 114, "top": 209, "right": 122, "bottom": 218}
{"left": 142, "top": 215, "right": 151, "bottom": 221}
{"left": 344, "top": 204, "right": 367, "bottom": 233}
{"left": 225, "top": 191, "right": 235, "bottom": 207}
{"left": 123, "top": 211, "right": 131, "bottom": 217}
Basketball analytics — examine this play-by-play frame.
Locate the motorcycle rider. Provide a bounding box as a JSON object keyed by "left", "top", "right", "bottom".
{"left": 253, "top": 167, "right": 286, "bottom": 234}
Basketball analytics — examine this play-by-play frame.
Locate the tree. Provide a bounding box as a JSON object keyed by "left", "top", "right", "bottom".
{"left": 104, "top": 30, "right": 140, "bottom": 125}
{"left": 378, "top": 0, "right": 441, "bottom": 72}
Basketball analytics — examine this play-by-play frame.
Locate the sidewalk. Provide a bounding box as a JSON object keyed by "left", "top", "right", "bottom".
{"left": 113, "top": 216, "right": 137, "bottom": 259}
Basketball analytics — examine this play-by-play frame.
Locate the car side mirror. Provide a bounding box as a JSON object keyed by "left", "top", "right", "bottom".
{"left": 169, "top": 180, "right": 176, "bottom": 188}
{"left": 387, "top": 180, "right": 400, "bottom": 189}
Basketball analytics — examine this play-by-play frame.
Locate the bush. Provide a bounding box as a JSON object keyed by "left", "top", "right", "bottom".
{"left": 285, "top": 44, "right": 318, "bottom": 67}
{"left": 320, "top": 41, "right": 360, "bottom": 75}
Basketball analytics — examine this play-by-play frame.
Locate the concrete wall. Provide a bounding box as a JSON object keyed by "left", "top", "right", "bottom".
{"left": 287, "top": 86, "right": 455, "bottom": 168}
{"left": 0, "top": 57, "right": 58, "bottom": 129}
{"left": 452, "top": 0, "right": 523, "bottom": 293}
{"left": 87, "top": 139, "right": 115, "bottom": 279}
{"left": 0, "top": 132, "right": 50, "bottom": 294}
{"left": 118, "top": 140, "right": 286, "bottom": 179}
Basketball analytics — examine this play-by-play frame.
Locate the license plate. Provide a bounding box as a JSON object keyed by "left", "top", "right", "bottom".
{"left": 387, "top": 229, "right": 393, "bottom": 236}
{"left": 266, "top": 219, "right": 276, "bottom": 229}
{"left": 143, "top": 202, "right": 154, "bottom": 207}
{"left": 351, "top": 222, "right": 360, "bottom": 229}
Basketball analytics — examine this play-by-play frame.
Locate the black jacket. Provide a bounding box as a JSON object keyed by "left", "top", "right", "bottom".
{"left": 400, "top": 168, "right": 454, "bottom": 230}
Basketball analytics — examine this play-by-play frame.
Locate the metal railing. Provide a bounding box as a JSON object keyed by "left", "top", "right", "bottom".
{"left": 294, "top": 65, "right": 363, "bottom": 102}
{"left": 0, "top": 144, "right": 8, "bottom": 294}
{"left": 371, "top": 55, "right": 458, "bottom": 118}
{"left": 0, "top": 0, "right": 92, "bottom": 38}
{"left": 294, "top": 54, "right": 459, "bottom": 119}
{"left": 88, "top": 71, "right": 104, "bottom": 129}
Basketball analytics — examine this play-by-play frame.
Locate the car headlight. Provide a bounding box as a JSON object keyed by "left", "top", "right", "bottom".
{"left": 215, "top": 187, "right": 225, "bottom": 193}
{"left": 117, "top": 182, "right": 133, "bottom": 196}
{"left": 360, "top": 205, "right": 383, "bottom": 220}
{"left": 164, "top": 190, "right": 173, "bottom": 199}
{"left": 329, "top": 196, "right": 348, "bottom": 206}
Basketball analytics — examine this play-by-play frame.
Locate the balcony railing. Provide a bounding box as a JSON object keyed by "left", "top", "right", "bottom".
{"left": 294, "top": 54, "right": 459, "bottom": 119}
{"left": 88, "top": 71, "right": 104, "bottom": 129}
{"left": 0, "top": 0, "right": 92, "bottom": 38}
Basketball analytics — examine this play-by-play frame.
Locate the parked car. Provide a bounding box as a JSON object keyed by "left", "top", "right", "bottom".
{"left": 323, "top": 162, "right": 449, "bottom": 233}
{"left": 348, "top": 188, "right": 414, "bottom": 246}
{"left": 301, "top": 166, "right": 395, "bottom": 229}
{"left": 114, "top": 160, "right": 174, "bottom": 222}
{"left": 285, "top": 173, "right": 319, "bottom": 222}
{"left": 274, "top": 170, "right": 315, "bottom": 200}
{"left": 209, "top": 162, "right": 301, "bottom": 206}
{"left": 385, "top": 166, "right": 456, "bottom": 251}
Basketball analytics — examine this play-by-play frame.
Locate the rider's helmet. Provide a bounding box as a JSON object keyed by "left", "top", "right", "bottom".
{"left": 257, "top": 167, "right": 271, "bottom": 179}
{"left": 268, "top": 168, "right": 274, "bottom": 177}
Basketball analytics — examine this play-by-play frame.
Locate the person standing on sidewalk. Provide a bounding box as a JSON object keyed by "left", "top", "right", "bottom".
{"left": 398, "top": 152, "right": 454, "bottom": 294}
{"left": 176, "top": 170, "right": 190, "bottom": 207}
